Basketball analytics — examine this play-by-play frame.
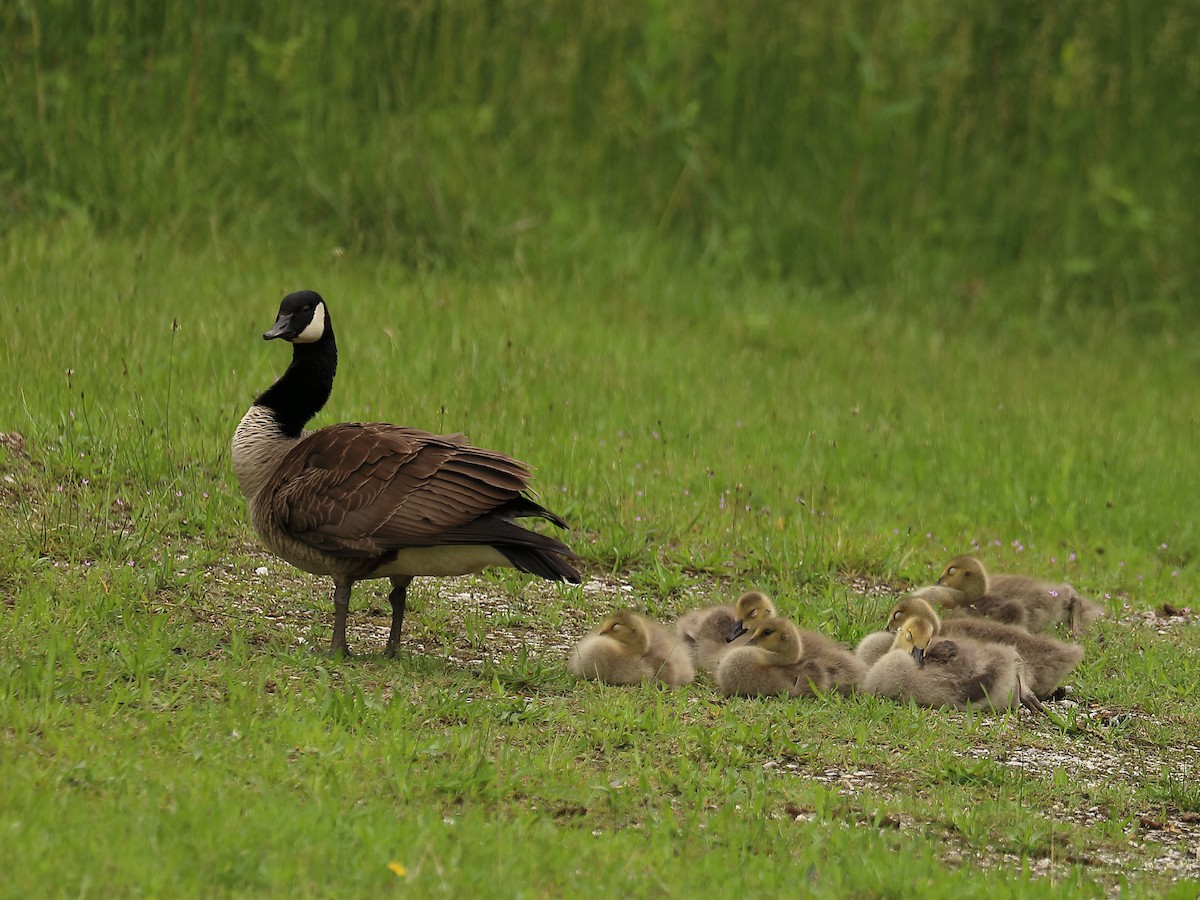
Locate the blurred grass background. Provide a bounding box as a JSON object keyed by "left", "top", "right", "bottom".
{"left": 3, "top": 0, "right": 1197, "bottom": 314}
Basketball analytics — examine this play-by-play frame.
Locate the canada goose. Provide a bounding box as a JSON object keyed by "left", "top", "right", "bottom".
{"left": 884, "top": 595, "right": 1083, "bottom": 698}
{"left": 231, "top": 291, "right": 581, "bottom": 656}
{"left": 936, "top": 554, "right": 1103, "bottom": 635}
{"left": 716, "top": 616, "right": 864, "bottom": 698}
{"left": 676, "top": 590, "right": 779, "bottom": 675}
{"left": 568, "top": 609, "right": 695, "bottom": 687}
{"left": 863, "top": 616, "right": 1026, "bottom": 712}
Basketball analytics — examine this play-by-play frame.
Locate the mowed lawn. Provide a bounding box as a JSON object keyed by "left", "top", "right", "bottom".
{"left": 2, "top": 227, "right": 1199, "bottom": 897}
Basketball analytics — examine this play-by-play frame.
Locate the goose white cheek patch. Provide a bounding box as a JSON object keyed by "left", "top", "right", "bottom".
{"left": 293, "top": 303, "right": 326, "bottom": 343}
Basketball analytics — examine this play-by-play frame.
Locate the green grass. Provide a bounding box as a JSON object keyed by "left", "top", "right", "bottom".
{"left": 2, "top": 225, "right": 1199, "bottom": 896}
{"left": 4, "top": 1, "right": 1199, "bottom": 305}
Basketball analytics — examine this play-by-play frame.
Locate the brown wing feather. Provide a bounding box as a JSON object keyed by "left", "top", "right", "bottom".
{"left": 268, "top": 423, "right": 553, "bottom": 558}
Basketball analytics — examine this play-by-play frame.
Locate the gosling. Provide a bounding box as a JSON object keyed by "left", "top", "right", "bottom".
{"left": 936, "top": 554, "right": 1103, "bottom": 635}
{"left": 569, "top": 609, "right": 694, "bottom": 687}
{"left": 676, "top": 590, "right": 777, "bottom": 675}
{"left": 717, "top": 616, "right": 864, "bottom": 698}
{"left": 863, "top": 615, "right": 1026, "bottom": 712}
{"left": 856, "top": 584, "right": 967, "bottom": 666}
{"left": 885, "top": 595, "right": 1083, "bottom": 699}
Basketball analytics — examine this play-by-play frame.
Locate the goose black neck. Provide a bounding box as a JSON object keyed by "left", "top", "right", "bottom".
{"left": 255, "top": 326, "right": 338, "bottom": 438}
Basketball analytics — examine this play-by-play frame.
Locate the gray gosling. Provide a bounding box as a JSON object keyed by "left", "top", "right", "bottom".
{"left": 863, "top": 615, "right": 1029, "bottom": 712}
{"left": 885, "top": 595, "right": 1083, "bottom": 699}
{"left": 724, "top": 590, "right": 779, "bottom": 641}
{"left": 855, "top": 584, "right": 965, "bottom": 666}
{"left": 854, "top": 629, "right": 897, "bottom": 668}
{"left": 230, "top": 291, "right": 580, "bottom": 657}
{"left": 717, "top": 616, "right": 864, "bottom": 698}
{"left": 676, "top": 590, "right": 777, "bottom": 675}
{"left": 569, "top": 609, "right": 695, "bottom": 687}
{"left": 936, "top": 554, "right": 1103, "bottom": 635}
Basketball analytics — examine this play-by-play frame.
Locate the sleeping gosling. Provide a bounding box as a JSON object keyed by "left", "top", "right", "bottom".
{"left": 863, "top": 615, "right": 1025, "bottom": 712}
{"left": 885, "top": 595, "right": 1083, "bottom": 699}
{"left": 854, "top": 629, "right": 897, "bottom": 668}
{"left": 856, "top": 583, "right": 968, "bottom": 667}
{"left": 569, "top": 609, "right": 694, "bottom": 687}
{"left": 716, "top": 616, "right": 864, "bottom": 698}
{"left": 936, "top": 554, "right": 1104, "bottom": 635}
{"left": 724, "top": 590, "right": 778, "bottom": 641}
{"left": 676, "top": 590, "right": 777, "bottom": 675}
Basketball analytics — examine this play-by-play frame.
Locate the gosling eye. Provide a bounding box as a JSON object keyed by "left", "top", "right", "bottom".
{"left": 947, "top": 567, "right": 957, "bottom": 576}
{"left": 761, "top": 628, "right": 775, "bottom": 637}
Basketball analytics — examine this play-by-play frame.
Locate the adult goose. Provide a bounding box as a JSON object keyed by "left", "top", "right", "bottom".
{"left": 231, "top": 291, "right": 581, "bottom": 656}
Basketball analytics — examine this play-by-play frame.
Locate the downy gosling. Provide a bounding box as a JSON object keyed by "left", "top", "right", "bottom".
{"left": 569, "top": 609, "right": 695, "bottom": 687}
{"left": 717, "top": 616, "right": 864, "bottom": 698}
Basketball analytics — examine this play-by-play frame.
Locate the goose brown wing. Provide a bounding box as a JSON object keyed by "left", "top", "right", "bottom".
{"left": 268, "top": 423, "right": 547, "bottom": 557}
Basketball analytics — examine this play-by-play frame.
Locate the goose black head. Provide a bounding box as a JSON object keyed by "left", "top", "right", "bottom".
{"left": 264, "top": 291, "right": 329, "bottom": 343}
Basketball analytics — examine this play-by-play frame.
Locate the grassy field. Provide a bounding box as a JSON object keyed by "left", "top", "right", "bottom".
{"left": 2, "top": 224, "right": 1199, "bottom": 897}
{"left": 3, "top": 1, "right": 1200, "bottom": 895}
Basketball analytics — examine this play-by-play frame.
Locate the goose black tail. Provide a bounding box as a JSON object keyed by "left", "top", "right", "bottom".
{"left": 500, "top": 545, "right": 583, "bottom": 584}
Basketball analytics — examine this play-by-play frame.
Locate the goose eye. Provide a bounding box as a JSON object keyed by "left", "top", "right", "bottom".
{"left": 762, "top": 628, "right": 774, "bottom": 637}
{"left": 947, "top": 567, "right": 957, "bottom": 575}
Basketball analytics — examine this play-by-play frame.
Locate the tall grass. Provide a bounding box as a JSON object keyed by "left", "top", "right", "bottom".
{"left": 3, "top": 0, "right": 1198, "bottom": 307}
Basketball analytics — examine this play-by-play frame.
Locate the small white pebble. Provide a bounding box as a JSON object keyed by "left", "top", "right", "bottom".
{"left": 255, "top": 566, "right": 269, "bottom": 576}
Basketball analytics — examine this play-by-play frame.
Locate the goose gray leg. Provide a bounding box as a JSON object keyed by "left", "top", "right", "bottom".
{"left": 331, "top": 581, "right": 354, "bottom": 657}
{"left": 385, "top": 575, "right": 414, "bottom": 657}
